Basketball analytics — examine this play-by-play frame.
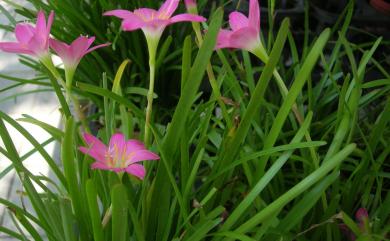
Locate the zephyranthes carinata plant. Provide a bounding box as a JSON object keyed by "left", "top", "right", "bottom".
{"left": 0, "top": 0, "right": 389, "bottom": 240}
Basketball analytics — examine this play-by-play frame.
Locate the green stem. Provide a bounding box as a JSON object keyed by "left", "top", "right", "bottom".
{"left": 144, "top": 36, "right": 158, "bottom": 147}
{"left": 40, "top": 55, "right": 90, "bottom": 133}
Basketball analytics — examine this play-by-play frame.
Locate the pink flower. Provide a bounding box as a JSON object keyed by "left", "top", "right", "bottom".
{"left": 216, "top": 0, "right": 261, "bottom": 52}
{"left": 49, "top": 36, "right": 110, "bottom": 70}
{"left": 79, "top": 133, "right": 159, "bottom": 180}
{"left": 103, "top": 0, "right": 206, "bottom": 38}
{"left": 0, "top": 10, "right": 54, "bottom": 58}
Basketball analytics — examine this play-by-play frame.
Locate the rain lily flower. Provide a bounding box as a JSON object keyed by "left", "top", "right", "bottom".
{"left": 104, "top": 0, "right": 206, "bottom": 41}
{"left": 216, "top": 0, "right": 268, "bottom": 61}
{"left": 49, "top": 36, "right": 110, "bottom": 72}
{"left": 0, "top": 10, "right": 54, "bottom": 59}
{"left": 79, "top": 133, "right": 159, "bottom": 180}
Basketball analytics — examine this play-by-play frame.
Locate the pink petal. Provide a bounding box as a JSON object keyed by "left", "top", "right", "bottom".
{"left": 91, "top": 161, "right": 112, "bottom": 170}
{"left": 103, "top": 9, "right": 135, "bottom": 19}
{"left": 143, "top": 19, "right": 169, "bottom": 32}
{"left": 158, "top": 0, "right": 179, "bottom": 18}
{"left": 126, "top": 150, "right": 160, "bottom": 165}
{"left": 49, "top": 38, "right": 71, "bottom": 60}
{"left": 46, "top": 11, "right": 55, "bottom": 35}
{"left": 134, "top": 8, "right": 158, "bottom": 21}
{"left": 121, "top": 17, "right": 147, "bottom": 31}
{"left": 14, "top": 24, "right": 35, "bottom": 43}
{"left": 85, "top": 42, "right": 111, "bottom": 55}
{"left": 229, "top": 27, "right": 260, "bottom": 51}
{"left": 79, "top": 133, "right": 107, "bottom": 162}
{"left": 83, "top": 133, "right": 107, "bottom": 150}
{"left": 35, "top": 10, "right": 46, "bottom": 38}
{"left": 126, "top": 139, "right": 146, "bottom": 153}
{"left": 69, "top": 36, "right": 92, "bottom": 61}
{"left": 248, "top": 0, "right": 260, "bottom": 32}
{"left": 0, "top": 42, "right": 34, "bottom": 55}
{"left": 229, "top": 12, "right": 249, "bottom": 31}
{"left": 125, "top": 164, "right": 146, "bottom": 179}
{"left": 169, "top": 14, "right": 206, "bottom": 24}
{"left": 79, "top": 146, "right": 107, "bottom": 163}
{"left": 216, "top": 29, "right": 233, "bottom": 49}
{"left": 109, "top": 133, "right": 126, "bottom": 154}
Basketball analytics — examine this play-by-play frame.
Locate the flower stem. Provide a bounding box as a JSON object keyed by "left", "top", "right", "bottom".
{"left": 144, "top": 37, "right": 158, "bottom": 147}
{"left": 40, "top": 55, "right": 90, "bottom": 133}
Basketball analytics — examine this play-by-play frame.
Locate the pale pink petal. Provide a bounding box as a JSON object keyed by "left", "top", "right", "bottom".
{"left": 169, "top": 14, "right": 206, "bottom": 24}
{"left": 14, "top": 24, "right": 35, "bottom": 43}
{"left": 248, "top": 0, "right": 260, "bottom": 32}
{"left": 229, "top": 12, "right": 249, "bottom": 30}
{"left": 0, "top": 42, "right": 34, "bottom": 55}
{"left": 125, "top": 164, "right": 146, "bottom": 179}
{"left": 158, "top": 0, "right": 180, "bottom": 18}
{"left": 216, "top": 29, "right": 233, "bottom": 49}
{"left": 126, "top": 150, "right": 160, "bottom": 165}
{"left": 103, "top": 9, "right": 135, "bottom": 19}
{"left": 229, "top": 27, "right": 260, "bottom": 51}
{"left": 126, "top": 140, "right": 146, "bottom": 153}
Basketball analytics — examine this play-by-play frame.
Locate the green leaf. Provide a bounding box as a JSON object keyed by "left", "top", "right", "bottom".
{"left": 256, "top": 27, "right": 330, "bottom": 176}
{"left": 235, "top": 143, "right": 356, "bottom": 235}
{"left": 86, "top": 179, "right": 104, "bottom": 241}
{"left": 112, "top": 184, "right": 129, "bottom": 241}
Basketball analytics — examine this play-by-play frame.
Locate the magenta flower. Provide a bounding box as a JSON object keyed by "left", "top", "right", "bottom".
{"left": 79, "top": 133, "right": 159, "bottom": 180}
{"left": 216, "top": 0, "right": 261, "bottom": 53}
{"left": 103, "top": 0, "right": 206, "bottom": 39}
{"left": 0, "top": 10, "right": 54, "bottom": 58}
{"left": 49, "top": 36, "right": 110, "bottom": 70}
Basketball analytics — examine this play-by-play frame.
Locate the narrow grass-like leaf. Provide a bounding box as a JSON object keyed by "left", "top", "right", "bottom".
{"left": 0, "top": 111, "right": 66, "bottom": 186}
{"left": 219, "top": 112, "right": 313, "bottom": 232}
{"left": 256, "top": 28, "right": 330, "bottom": 176}
{"left": 235, "top": 144, "right": 356, "bottom": 235}
{"left": 112, "top": 184, "right": 129, "bottom": 241}
{"left": 86, "top": 179, "right": 104, "bottom": 241}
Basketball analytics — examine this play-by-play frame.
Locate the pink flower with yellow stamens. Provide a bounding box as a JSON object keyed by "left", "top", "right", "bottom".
{"left": 103, "top": 0, "right": 206, "bottom": 39}
{"left": 79, "top": 133, "right": 159, "bottom": 180}
{"left": 0, "top": 10, "right": 54, "bottom": 58}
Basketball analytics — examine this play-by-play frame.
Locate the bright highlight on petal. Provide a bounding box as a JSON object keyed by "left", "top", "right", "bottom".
{"left": 49, "top": 36, "right": 110, "bottom": 70}
{"left": 0, "top": 10, "right": 54, "bottom": 58}
{"left": 216, "top": 0, "right": 261, "bottom": 53}
{"left": 79, "top": 132, "right": 159, "bottom": 180}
